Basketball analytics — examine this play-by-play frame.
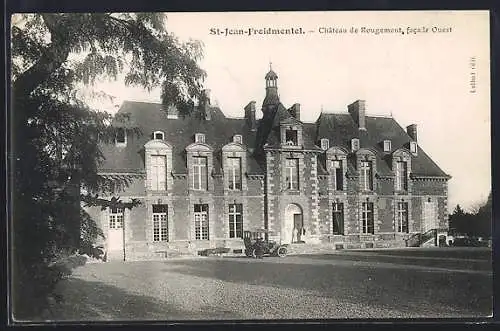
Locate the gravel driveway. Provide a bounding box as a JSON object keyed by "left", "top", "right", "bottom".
{"left": 42, "top": 248, "right": 492, "bottom": 321}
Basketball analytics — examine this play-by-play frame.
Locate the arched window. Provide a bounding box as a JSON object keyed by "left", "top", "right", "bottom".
{"left": 320, "top": 138, "right": 329, "bottom": 151}
{"left": 351, "top": 138, "right": 360, "bottom": 152}
{"left": 233, "top": 134, "right": 243, "bottom": 144}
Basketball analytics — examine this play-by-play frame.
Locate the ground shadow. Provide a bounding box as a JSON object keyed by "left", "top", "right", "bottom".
{"left": 165, "top": 257, "right": 492, "bottom": 318}
{"left": 342, "top": 247, "right": 492, "bottom": 260}
{"left": 295, "top": 252, "right": 492, "bottom": 271}
{"left": 16, "top": 276, "right": 243, "bottom": 322}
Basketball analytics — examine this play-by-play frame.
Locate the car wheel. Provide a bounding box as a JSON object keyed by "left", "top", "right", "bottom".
{"left": 277, "top": 246, "right": 287, "bottom": 257}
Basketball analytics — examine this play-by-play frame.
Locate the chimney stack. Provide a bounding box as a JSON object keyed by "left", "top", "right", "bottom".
{"left": 244, "top": 101, "right": 257, "bottom": 131}
{"left": 289, "top": 103, "right": 301, "bottom": 120}
{"left": 348, "top": 100, "right": 366, "bottom": 131}
{"left": 407, "top": 124, "right": 418, "bottom": 142}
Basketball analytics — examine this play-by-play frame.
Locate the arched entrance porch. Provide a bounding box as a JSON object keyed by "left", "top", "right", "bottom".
{"left": 282, "top": 203, "right": 303, "bottom": 244}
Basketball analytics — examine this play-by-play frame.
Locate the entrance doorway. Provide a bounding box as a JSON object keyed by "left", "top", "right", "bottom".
{"left": 107, "top": 207, "right": 124, "bottom": 261}
{"left": 283, "top": 203, "right": 303, "bottom": 244}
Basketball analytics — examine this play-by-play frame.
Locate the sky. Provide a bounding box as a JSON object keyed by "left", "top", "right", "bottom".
{"left": 89, "top": 11, "right": 491, "bottom": 212}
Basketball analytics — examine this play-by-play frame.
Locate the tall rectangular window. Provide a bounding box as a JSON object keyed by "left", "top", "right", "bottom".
{"left": 397, "top": 202, "right": 409, "bottom": 233}
{"left": 194, "top": 204, "right": 209, "bottom": 240}
{"left": 228, "top": 204, "right": 243, "bottom": 238}
{"left": 360, "top": 161, "right": 373, "bottom": 191}
{"left": 192, "top": 156, "right": 208, "bottom": 190}
{"left": 395, "top": 161, "right": 408, "bottom": 191}
{"left": 285, "top": 158, "right": 299, "bottom": 190}
{"left": 152, "top": 204, "right": 168, "bottom": 241}
{"left": 361, "top": 202, "right": 374, "bottom": 234}
{"left": 227, "top": 157, "right": 242, "bottom": 190}
{"left": 150, "top": 155, "right": 166, "bottom": 190}
{"left": 332, "top": 202, "right": 344, "bottom": 235}
{"left": 331, "top": 160, "right": 344, "bottom": 191}
{"left": 109, "top": 207, "right": 124, "bottom": 229}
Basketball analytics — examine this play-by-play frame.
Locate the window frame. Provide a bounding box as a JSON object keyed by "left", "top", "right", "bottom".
{"left": 331, "top": 160, "right": 344, "bottom": 191}
{"left": 233, "top": 134, "right": 243, "bottom": 144}
{"left": 227, "top": 157, "right": 242, "bottom": 191}
{"left": 192, "top": 156, "right": 208, "bottom": 190}
{"left": 396, "top": 202, "right": 409, "bottom": 233}
{"left": 360, "top": 160, "right": 374, "bottom": 191}
{"left": 361, "top": 202, "right": 374, "bottom": 234}
{"left": 285, "top": 158, "right": 299, "bottom": 190}
{"left": 115, "top": 128, "right": 126, "bottom": 145}
{"left": 195, "top": 133, "right": 206, "bottom": 144}
{"left": 332, "top": 202, "right": 344, "bottom": 235}
{"left": 152, "top": 204, "right": 168, "bottom": 242}
{"left": 194, "top": 204, "right": 209, "bottom": 240}
{"left": 153, "top": 131, "right": 165, "bottom": 140}
{"left": 150, "top": 154, "right": 167, "bottom": 191}
{"left": 410, "top": 141, "right": 418, "bottom": 155}
{"left": 320, "top": 138, "right": 329, "bottom": 151}
{"left": 351, "top": 138, "right": 360, "bottom": 152}
{"left": 228, "top": 203, "right": 243, "bottom": 238}
{"left": 395, "top": 161, "right": 408, "bottom": 191}
{"left": 285, "top": 129, "right": 298, "bottom": 145}
{"left": 109, "top": 207, "right": 124, "bottom": 229}
{"left": 383, "top": 140, "right": 392, "bottom": 152}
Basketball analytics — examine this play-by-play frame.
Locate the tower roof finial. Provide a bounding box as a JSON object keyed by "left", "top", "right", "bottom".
{"left": 265, "top": 62, "right": 278, "bottom": 80}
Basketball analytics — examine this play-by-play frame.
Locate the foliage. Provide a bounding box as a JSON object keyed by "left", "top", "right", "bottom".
{"left": 448, "top": 193, "right": 492, "bottom": 238}
{"left": 11, "top": 13, "right": 205, "bottom": 320}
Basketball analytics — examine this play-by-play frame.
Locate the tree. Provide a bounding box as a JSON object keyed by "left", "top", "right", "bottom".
{"left": 10, "top": 13, "right": 206, "bottom": 319}
{"left": 475, "top": 192, "right": 492, "bottom": 238}
{"left": 448, "top": 195, "right": 492, "bottom": 239}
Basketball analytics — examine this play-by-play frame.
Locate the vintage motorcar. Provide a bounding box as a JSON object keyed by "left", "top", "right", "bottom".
{"left": 243, "top": 229, "right": 288, "bottom": 258}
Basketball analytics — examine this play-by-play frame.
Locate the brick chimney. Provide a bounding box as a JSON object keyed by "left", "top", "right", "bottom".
{"left": 407, "top": 124, "right": 417, "bottom": 142}
{"left": 289, "top": 103, "right": 301, "bottom": 120}
{"left": 348, "top": 100, "right": 366, "bottom": 131}
{"left": 244, "top": 101, "right": 257, "bottom": 131}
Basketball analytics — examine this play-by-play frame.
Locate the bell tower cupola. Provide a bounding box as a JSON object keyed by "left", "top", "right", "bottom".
{"left": 262, "top": 62, "right": 280, "bottom": 109}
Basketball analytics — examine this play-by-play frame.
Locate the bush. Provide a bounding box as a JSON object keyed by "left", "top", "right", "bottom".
{"left": 13, "top": 252, "right": 87, "bottom": 321}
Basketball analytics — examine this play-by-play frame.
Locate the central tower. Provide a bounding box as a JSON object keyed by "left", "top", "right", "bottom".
{"left": 262, "top": 63, "right": 280, "bottom": 110}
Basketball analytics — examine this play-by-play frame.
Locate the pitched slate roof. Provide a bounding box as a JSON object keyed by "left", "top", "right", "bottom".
{"left": 315, "top": 112, "right": 448, "bottom": 177}
{"left": 99, "top": 101, "right": 448, "bottom": 178}
{"left": 99, "top": 101, "right": 263, "bottom": 174}
{"left": 255, "top": 103, "right": 320, "bottom": 151}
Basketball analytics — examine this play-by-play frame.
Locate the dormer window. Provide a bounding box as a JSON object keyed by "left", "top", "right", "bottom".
{"left": 195, "top": 133, "right": 205, "bottom": 144}
{"left": 153, "top": 131, "right": 165, "bottom": 140}
{"left": 115, "top": 128, "right": 126, "bottom": 146}
{"left": 285, "top": 129, "right": 298, "bottom": 145}
{"left": 233, "top": 135, "right": 243, "bottom": 144}
{"left": 383, "top": 140, "right": 392, "bottom": 152}
{"left": 351, "top": 138, "right": 360, "bottom": 152}
{"left": 320, "top": 138, "right": 329, "bottom": 151}
{"left": 410, "top": 141, "right": 418, "bottom": 155}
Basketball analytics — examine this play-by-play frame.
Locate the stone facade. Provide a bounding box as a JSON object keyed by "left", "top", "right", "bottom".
{"left": 88, "top": 67, "right": 451, "bottom": 261}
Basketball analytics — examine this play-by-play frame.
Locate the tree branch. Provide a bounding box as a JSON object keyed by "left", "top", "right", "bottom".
{"left": 13, "top": 14, "right": 71, "bottom": 112}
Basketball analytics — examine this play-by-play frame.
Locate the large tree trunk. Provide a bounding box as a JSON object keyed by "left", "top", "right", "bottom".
{"left": 11, "top": 14, "right": 72, "bottom": 319}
